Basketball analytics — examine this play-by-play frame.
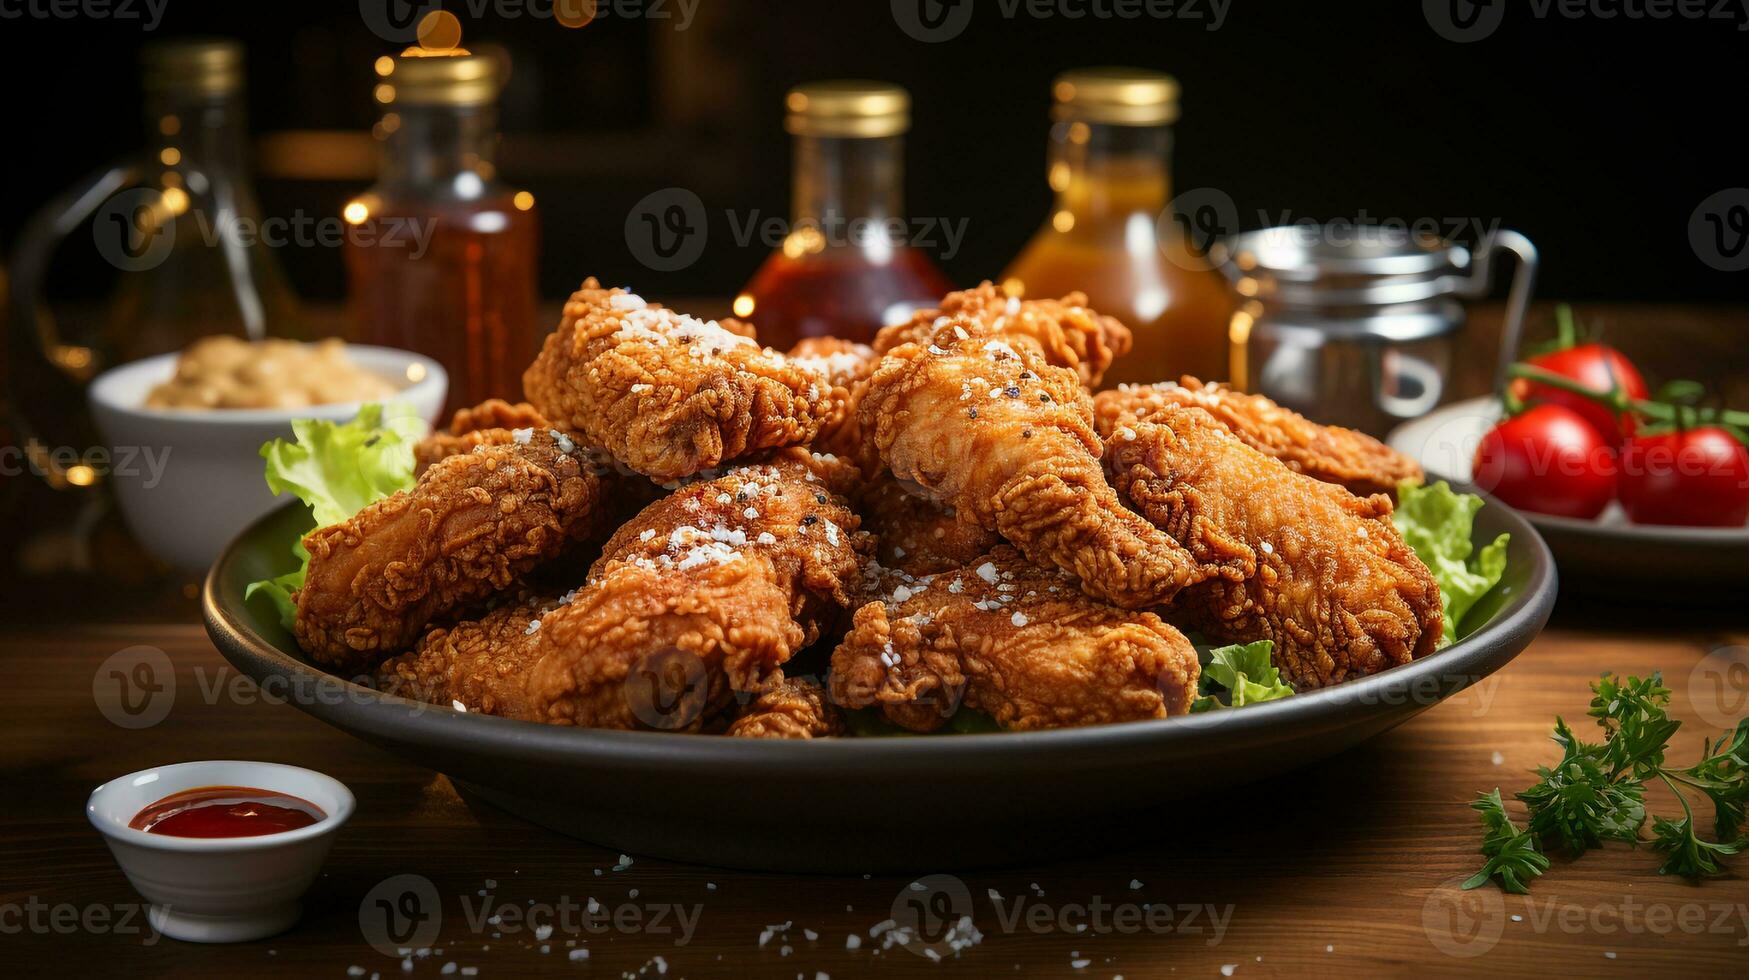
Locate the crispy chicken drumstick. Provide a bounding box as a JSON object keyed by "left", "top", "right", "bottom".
{"left": 523, "top": 279, "right": 843, "bottom": 480}
{"left": 830, "top": 545, "right": 1200, "bottom": 731}
{"left": 1104, "top": 406, "right": 1444, "bottom": 688}
{"left": 859, "top": 322, "right": 1240, "bottom": 609}
{"left": 294, "top": 429, "right": 604, "bottom": 674}
{"left": 377, "top": 451, "right": 870, "bottom": 730}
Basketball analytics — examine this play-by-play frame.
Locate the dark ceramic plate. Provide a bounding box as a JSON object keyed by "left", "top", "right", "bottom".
{"left": 202, "top": 497, "right": 1556, "bottom": 872}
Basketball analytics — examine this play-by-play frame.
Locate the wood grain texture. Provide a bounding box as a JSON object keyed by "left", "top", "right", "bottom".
{"left": 3, "top": 616, "right": 1746, "bottom": 979}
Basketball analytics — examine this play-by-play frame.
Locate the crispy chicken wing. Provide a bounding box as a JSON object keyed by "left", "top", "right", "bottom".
{"left": 1094, "top": 379, "right": 1423, "bottom": 497}
{"left": 859, "top": 325, "right": 1237, "bottom": 608}
{"left": 376, "top": 450, "right": 872, "bottom": 729}
{"left": 523, "top": 279, "right": 843, "bottom": 480}
{"left": 295, "top": 429, "right": 603, "bottom": 674}
{"left": 1104, "top": 406, "right": 1443, "bottom": 688}
{"left": 874, "top": 281, "right": 1132, "bottom": 387}
{"left": 829, "top": 545, "right": 1199, "bottom": 731}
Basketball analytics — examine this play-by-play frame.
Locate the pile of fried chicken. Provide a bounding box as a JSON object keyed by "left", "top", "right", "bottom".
{"left": 289, "top": 279, "right": 1440, "bottom": 737}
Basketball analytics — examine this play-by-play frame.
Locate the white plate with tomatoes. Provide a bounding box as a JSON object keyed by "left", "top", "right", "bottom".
{"left": 1390, "top": 396, "right": 1749, "bottom": 601}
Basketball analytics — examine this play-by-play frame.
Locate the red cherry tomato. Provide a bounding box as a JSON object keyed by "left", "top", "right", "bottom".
{"left": 1617, "top": 428, "right": 1749, "bottom": 527}
{"left": 1509, "top": 343, "right": 1648, "bottom": 442}
{"left": 1473, "top": 404, "right": 1617, "bottom": 519}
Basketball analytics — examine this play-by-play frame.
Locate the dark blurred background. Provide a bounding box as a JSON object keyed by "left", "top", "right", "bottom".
{"left": 1, "top": 0, "right": 1745, "bottom": 305}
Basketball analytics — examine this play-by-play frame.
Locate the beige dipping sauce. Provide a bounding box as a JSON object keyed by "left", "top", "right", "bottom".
{"left": 146, "top": 336, "right": 398, "bottom": 409}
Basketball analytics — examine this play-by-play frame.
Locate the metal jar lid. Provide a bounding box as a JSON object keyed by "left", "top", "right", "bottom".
{"left": 1217, "top": 224, "right": 1473, "bottom": 308}
{"left": 785, "top": 80, "right": 910, "bottom": 138}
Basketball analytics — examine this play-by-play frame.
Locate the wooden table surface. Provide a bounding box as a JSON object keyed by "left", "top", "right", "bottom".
{"left": 4, "top": 605, "right": 1747, "bottom": 979}
{"left": 4, "top": 302, "right": 1747, "bottom": 978}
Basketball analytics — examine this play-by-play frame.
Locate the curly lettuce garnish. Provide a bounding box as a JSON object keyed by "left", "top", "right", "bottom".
{"left": 1190, "top": 640, "right": 1294, "bottom": 712}
{"left": 244, "top": 403, "right": 422, "bottom": 631}
{"left": 1392, "top": 480, "right": 1510, "bottom": 647}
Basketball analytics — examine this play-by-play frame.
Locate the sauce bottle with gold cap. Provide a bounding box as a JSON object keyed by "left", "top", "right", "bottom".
{"left": 343, "top": 45, "right": 538, "bottom": 415}
{"left": 1001, "top": 67, "right": 1233, "bottom": 385}
{"left": 735, "top": 80, "right": 953, "bottom": 348}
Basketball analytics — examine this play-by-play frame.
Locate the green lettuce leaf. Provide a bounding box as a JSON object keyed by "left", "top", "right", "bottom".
{"left": 245, "top": 404, "right": 421, "bottom": 632}
{"left": 1392, "top": 480, "right": 1510, "bottom": 647}
{"left": 1191, "top": 640, "right": 1294, "bottom": 712}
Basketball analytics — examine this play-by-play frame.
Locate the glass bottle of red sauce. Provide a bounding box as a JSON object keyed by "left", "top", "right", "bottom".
{"left": 734, "top": 81, "right": 954, "bottom": 348}
{"left": 343, "top": 47, "right": 538, "bottom": 416}
{"left": 1002, "top": 68, "right": 1234, "bottom": 385}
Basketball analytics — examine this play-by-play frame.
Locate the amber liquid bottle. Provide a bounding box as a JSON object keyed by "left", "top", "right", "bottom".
{"left": 343, "top": 49, "right": 538, "bottom": 416}
{"left": 736, "top": 81, "right": 953, "bottom": 348}
{"left": 1002, "top": 68, "right": 1234, "bottom": 386}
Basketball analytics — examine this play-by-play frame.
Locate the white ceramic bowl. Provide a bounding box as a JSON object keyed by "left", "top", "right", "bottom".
{"left": 88, "top": 344, "right": 446, "bottom": 571}
{"left": 87, "top": 760, "right": 355, "bottom": 943}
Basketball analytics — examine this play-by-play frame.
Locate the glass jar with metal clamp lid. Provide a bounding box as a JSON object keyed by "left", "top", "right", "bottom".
{"left": 1216, "top": 225, "right": 1537, "bottom": 436}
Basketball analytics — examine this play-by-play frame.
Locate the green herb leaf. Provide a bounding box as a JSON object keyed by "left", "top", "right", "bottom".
{"left": 1650, "top": 814, "right": 1746, "bottom": 880}
{"left": 1392, "top": 481, "right": 1509, "bottom": 646}
{"left": 1190, "top": 640, "right": 1294, "bottom": 711}
{"left": 1465, "top": 788, "right": 1549, "bottom": 894}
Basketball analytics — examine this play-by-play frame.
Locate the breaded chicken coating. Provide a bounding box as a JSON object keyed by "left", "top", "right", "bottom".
{"left": 376, "top": 450, "right": 872, "bottom": 729}
{"left": 858, "top": 474, "right": 998, "bottom": 576}
{"left": 1104, "top": 407, "right": 1444, "bottom": 689}
{"left": 295, "top": 429, "right": 603, "bottom": 674}
{"left": 874, "top": 281, "right": 1132, "bottom": 387}
{"left": 829, "top": 546, "right": 1200, "bottom": 731}
{"left": 725, "top": 675, "right": 846, "bottom": 739}
{"left": 523, "top": 279, "right": 843, "bottom": 480}
{"left": 786, "top": 336, "right": 878, "bottom": 466}
{"left": 859, "top": 324, "right": 1237, "bottom": 609}
{"left": 414, "top": 399, "right": 553, "bottom": 475}
{"left": 1094, "top": 378, "right": 1424, "bottom": 497}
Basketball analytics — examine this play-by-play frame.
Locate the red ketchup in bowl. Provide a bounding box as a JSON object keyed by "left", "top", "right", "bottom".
{"left": 129, "top": 785, "right": 326, "bottom": 838}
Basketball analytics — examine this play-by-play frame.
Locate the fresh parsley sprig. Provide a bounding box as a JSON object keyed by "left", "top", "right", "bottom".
{"left": 1467, "top": 672, "right": 1749, "bottom": 892}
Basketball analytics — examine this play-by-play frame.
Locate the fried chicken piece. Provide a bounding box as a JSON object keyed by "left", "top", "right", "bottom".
{"left": 830, "top": 546, "right": 1199, "bottom": 731}
{"left": 376, "top": 450, "right": 872, "bottom": 729}
{"left": 787, "top": 336, "right": 878, "bottom": 465}
{"left": 725, "top": 675, "right": 845, "bottom": 738}
{"left": 859, "top": 325, "right": 1237, "bottom": 609}
{"left": 1104, "top": 406, "right": 1444, "bottom": 689}
{"left": 523, "top": 278, "right": 843, "bottom": 480}
{"left": 295, "top": 430, "right": 603, "bottom": 675}
{"left": 414, "top": 399, "right": 552, "bottom": 474}
{"left": 858, "top": 474, "right": 998, "bottom": 575}
{"left": 1094, "top": 379, "right": 1424, "bottom": 497}
{"left": 874, "top": 281, "right": 1132, "bottom": 387}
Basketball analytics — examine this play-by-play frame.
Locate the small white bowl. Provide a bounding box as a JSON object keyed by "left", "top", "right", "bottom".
{"left": 87, "top": 760, "right": 355, "bottom": 943}
{"left": 88, "top": 344, "right": 447, "bottom": 571}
